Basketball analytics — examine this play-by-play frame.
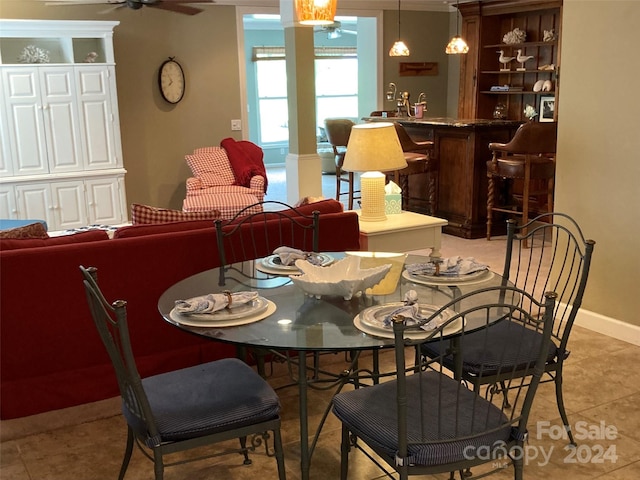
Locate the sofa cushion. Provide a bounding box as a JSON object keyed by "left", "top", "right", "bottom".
{"left": 0, "top": 230, "right": 108, "bottom": 250}
{"left": 0, "top": 221, "right": 48, "bottom": 239}
{"left": 114, "top": 219, "right": 216, "bottom": 239}
{"left": 185, "top": 147, "right": 236, "bottom": 185}
{"left": 221, "top": 138, "right": 268, "bottom": 192}
{"left": 131, "top": 203, "right": 221, "bottom": 225}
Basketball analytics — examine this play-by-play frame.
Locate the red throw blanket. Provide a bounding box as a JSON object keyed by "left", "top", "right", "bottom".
{"left": 220, "top": 138, "right": 268, "bottom": 192}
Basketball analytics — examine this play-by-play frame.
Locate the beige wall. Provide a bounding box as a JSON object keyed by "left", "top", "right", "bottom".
{"left": 383, "top": 8, "right": 451, "bottom": 116}
{"left": 556, "top": 0, "right": 640, "bottom": 325}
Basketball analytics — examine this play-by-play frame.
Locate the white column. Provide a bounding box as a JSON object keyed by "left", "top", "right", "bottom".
{"left": 280, "top": 0, "right": 322, "bottom": 204}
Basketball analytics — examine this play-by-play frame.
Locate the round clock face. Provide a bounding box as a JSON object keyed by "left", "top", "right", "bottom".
{"left": 159, "top": 59, "right": 185, "bottom": 104}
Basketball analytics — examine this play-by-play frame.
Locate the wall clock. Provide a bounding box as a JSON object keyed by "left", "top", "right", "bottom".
{"left": 158, "top": 57, "right": 185, "bottom": 104}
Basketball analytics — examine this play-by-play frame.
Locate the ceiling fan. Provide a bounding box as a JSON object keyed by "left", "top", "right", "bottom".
{"left": 315, "top": 21, "right": 357, "bottom": 40}
{"left": 44, "top": 0, "right": 215, "bottom": 16}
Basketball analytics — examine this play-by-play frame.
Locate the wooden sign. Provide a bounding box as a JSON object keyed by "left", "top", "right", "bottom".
{"left": 399, "top": 62, "right": 438, "bottom": 76}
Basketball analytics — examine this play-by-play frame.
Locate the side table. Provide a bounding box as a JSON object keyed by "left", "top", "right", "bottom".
{"left": 354, "top": 210, "right": 448, "bottom": 257}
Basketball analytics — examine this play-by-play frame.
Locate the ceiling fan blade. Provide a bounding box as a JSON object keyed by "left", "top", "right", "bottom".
{"left": 45, "top": 1, "right": 124, "bottom": 4}
{"left": 150, "top": 2, "right": 203, "bottom": 15}
{"left": 160, "top": 0, "right": 215, "bottom": 3}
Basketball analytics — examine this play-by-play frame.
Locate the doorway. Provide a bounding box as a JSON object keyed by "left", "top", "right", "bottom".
{"left": 237, "top": 9, "right": 381, "bottom": 166}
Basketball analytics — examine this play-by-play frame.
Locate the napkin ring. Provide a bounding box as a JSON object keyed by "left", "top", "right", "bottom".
{"left": 223, "top": 290, "right": 233, "bottom": 309}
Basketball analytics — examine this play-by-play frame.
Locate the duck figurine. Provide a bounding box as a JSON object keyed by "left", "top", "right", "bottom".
{"left": 516, "top": 49, "right": 534, "bottom": 70}
{"left": 497, "top": 50, "right": 515, "bottom": 70}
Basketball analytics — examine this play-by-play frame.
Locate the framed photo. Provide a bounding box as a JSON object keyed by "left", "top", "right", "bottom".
{"left": 539, "top": 95, "right": 555, "bottom": 122}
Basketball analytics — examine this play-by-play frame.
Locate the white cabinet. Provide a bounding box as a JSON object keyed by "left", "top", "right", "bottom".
{"left": 2, "top": 175, "right": 126, "bottom": 230}
{"left": 2, "top": 66, "right": 83, "bottom": 175}
{"left": 0, "top": 20, "right": 126, "bottom": 231}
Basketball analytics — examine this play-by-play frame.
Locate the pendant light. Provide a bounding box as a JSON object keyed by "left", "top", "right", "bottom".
{"left": 295, "top": 0, "right": 337, "bottom": 26}
{"left": 389, "top": 0, "right": 410, "bottom": 57}
{"left": 445, "top": 0, "right": 469, "bottom": 54}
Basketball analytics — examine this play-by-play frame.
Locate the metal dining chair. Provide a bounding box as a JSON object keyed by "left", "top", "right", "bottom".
{"left": 80, "top": 265, "right": 286, "bottom": 480}
{"left": 333, "top": 285, "right": 557, "bottom": 480}
{"left": 422, "top": 212, "right": 595, "bottom": 446}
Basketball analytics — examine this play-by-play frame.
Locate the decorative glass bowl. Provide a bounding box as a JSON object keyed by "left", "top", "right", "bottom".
{"left": 290, "top": 256, "right": 391, "bottom": 300}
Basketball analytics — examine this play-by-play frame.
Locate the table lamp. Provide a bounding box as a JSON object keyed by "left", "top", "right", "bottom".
{"left": 342, "top": 122, "right": 407, "bottom": 222}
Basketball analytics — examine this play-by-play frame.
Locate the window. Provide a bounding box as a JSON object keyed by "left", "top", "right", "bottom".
{"left": 254, "top": 46, "right": 358, "bottom": 144}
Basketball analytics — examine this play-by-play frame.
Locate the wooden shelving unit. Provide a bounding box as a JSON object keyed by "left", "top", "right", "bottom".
{"left": 456, "top": 0, "right": 562, "bottom": 121}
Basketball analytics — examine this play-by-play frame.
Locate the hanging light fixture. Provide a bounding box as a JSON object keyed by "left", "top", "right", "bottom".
{"left": 445, "top": 0, "right": 469, "bottom": 54}
{"left": 389, "top": 0, "right": 410, "bottom": 57}
{"left": 295, "top": 0, "right": 338, "bottom": 26}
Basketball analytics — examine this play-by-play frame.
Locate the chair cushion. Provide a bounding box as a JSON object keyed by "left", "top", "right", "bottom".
{"left": 332, "top": 371, "right": 511, "bottom": 466}
{"left": 487, "top": 157, "right": 555, "bottom": 179}
{"left": 182, "top": 193, "right": 263, "bottom": 219}
{"left": 185, "top": 148, "right": 236, "bottom": 185}
{"left": 125, "top": 358, "right": 280, "bottom": 444}
{"left": 422, "top": 320, "right": 558, "bottom": 376}
{"left": 131, "top": 203, "right": 221, "bottom": 224}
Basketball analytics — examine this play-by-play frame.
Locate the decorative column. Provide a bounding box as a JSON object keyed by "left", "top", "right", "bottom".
{"left": 280, "top": 0, "right": 323, "bottom": 204}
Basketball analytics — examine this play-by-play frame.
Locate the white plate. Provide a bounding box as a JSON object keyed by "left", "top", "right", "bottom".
{"left": 353, "top": 314, "right": 465, "bottom": 340}
{"left": 256, "top": 253, "right": 334, "bottom": 275}
{"left": 177, "top": 296, "right": 270, "bottom": 322}
{"left": 170, "top": 299, "right": 276, "bottom": 327}
{"left": 402, "top": 269, "right": 494, "bottom": 286}
{"left": 360, "top": 303, "right": 454, "bottom": 332}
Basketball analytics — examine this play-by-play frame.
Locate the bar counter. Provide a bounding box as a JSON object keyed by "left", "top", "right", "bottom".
{"left": 363, "top": 116, "right": 522, "bottom": 239}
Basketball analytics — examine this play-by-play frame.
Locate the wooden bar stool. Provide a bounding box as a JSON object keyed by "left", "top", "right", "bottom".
{"left": 390, "top": 123, "right": 438, "bottom": 215}
{"left": 324, "top": 118, "right": 359, "bottom": 209}
{"left": 486, "top": 121, "right": 557, "bottom": 240}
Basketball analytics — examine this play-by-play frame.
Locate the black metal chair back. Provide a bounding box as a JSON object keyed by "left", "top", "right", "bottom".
{"left": 215, "top": 201, "right": 320, "bottom": 284}
{"left": 333, "top": 285, "right": 557, "bottom": 480}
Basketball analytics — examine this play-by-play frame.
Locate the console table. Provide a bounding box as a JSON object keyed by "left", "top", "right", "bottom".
{"left": 354, "top": 210, "right": 447, "bottom": 257}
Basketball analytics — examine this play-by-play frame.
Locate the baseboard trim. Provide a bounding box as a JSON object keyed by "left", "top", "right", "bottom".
{"left": 574, "top": 307, "right": 640, "bottom": 346}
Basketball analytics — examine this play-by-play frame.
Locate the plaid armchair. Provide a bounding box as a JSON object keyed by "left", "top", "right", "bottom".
{"left": 182, "top": 145, "right": 266, "bottom": 219}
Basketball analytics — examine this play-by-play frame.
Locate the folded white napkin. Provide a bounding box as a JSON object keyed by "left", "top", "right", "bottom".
{"left": 382, "top": 290, "right": 446, "bottom": 331}
{"left": 174, "top": 291, "right": 258, "bottom": 315}
{"left": 406, "top": 256, "right": 488, "bottom": 277}
{"left": 273, "top": 246, "right": 323, "bottom": 266}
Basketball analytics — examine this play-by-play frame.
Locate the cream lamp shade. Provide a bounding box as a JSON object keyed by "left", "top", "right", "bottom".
{"left": 343, "top": 123, "right": 407, "bottom": 222}
{"left": 295, "top": 0, "right": 337, "bottom": 26}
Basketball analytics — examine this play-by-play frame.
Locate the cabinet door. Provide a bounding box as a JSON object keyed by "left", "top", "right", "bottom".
{"left": 1, "top": 68, "right": 48, "bottom": 175}
{"left": 50, "top": 180, "right": 87, "bottom": 230}
{"left": 14, "top": 183, "right": 55, "bottom": 227}
{"left": 75, "top": 66, "right": 120, "bottom": 170}
{"left": 0, "top": 185, "right": 18, "bottom": 219}
{"left": 85, "top": 176, "right": 124, "bottom": 225}
{"left": 40, "top": 67, "right": 84, "bottom": 173}
{"left": 0, "top": 75, "right": 14, "bottom": 177}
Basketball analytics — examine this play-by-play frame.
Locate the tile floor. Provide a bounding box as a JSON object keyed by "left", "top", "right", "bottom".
{"left": 2, "top": 170, "right": 639, "bottom": 479}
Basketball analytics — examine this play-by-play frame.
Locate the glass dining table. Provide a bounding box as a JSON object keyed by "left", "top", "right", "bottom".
{"left": 157, "top": 252, "right": 511, "bottom": 480}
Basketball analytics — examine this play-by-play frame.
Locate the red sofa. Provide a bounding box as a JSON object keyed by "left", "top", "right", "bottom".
{"left": 0, "top": 200, "right": 360, "bottom": 419}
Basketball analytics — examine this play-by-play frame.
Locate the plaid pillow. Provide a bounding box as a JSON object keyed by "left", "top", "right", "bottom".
{"left": 185, "top": 148, "right": 236, "bottom": 185}
{"left": 131, "top": 203, "right": 221, "bottom": 225}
